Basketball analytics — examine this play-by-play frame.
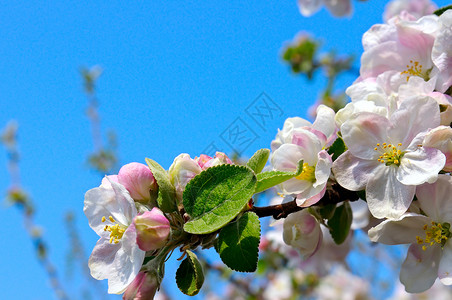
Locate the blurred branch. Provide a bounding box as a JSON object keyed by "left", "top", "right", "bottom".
{"left": 81, "top": 66, "right": 118, "bottom": 174}
{"left": 2, "top": 121, "right": 69, "bottom": 300}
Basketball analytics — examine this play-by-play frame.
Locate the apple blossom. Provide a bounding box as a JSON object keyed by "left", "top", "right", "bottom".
{"left": 84, "top": 179, "right": 145, "bottom": 294}
{"left": 360, "top": 13, "right": 440, "bottom": 83}
{"left": 118, "top": 162, "right": 157, "bottom": 203}
{"left": 168, "top": 154, "right": 202, "bottom": 202}
{"left": 283, "top": 210, "right": 322, "bottom": 259}
{"left": 432, "top": 10, "right": 452, "bottom": 93}
{"left": 333, "top": 96, "right": 445, "bottom": 219}
{"left": 369, "top": 175, "right": 452, "bottom": 293}
{"left": 134, "top": 207, "right": 170, "bottom": 251}
{"left": 271, "top": 128, "right": 332, "bottom": 207}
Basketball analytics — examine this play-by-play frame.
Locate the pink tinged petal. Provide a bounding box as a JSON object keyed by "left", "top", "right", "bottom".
{"left": 100, "top": 175, "right": 119, "bottom": 188}
{"left": 350, "top": 199, "right": 369, "bottom": 230}
{"left": 271, "top": 144, "right": 305, "bottom": 172}
{"left": 109, "top": 180, "right": 138, "bottom": 225}
{"left": 296, "top": 185, "right": 326, "bottom": 207}
{"left": 366, "top": 165, "right": 415, "bottom": 219}
{"left": 109, "top": 223, "right": 146, "bottom": 294}
{"left": 400, "top": 243, "right": 441, "bottom": 293}
{"left": 84, "top": 180, "right": 136, "bottom": 235}
{"left": 417, "top": 175, "right": 452, "bottom": 222}
{"left": 332, "top": 151, "right": 379, "bottom": 191}
{"left": 283, "top": 210, "right": 322, "bottom": 259}
{"left": 312, "top": 105, "right": 336, "bottom": 140}
{"left": 88, "top": 236, "right": 121, "bottom": 281}
{"left": 341, "top": 113, "right": 389, "bottom": 160}
{"left": 389, "top": 96, "right": 440, "bottom": 146}
{"left": 134, "top": 208, "right": 170, "bottom": 251}
{"left": 313, "top": 150, "right": 332, "bottom": 189}
{"left": 118, "top": 163, "right": 156, "bottom": 202}
{"left": 432, "top": 10, "right": 452, "bottom": 93}
{"left": 368, "top": 213, "right": 430, "bottom": 245}
{"left": 196, "top": 154, "right": 212, "bottom": 169}
{"left": 290, "top": 129, "right": 325, "bottom": 164}
{"left": 281, "top": 177, "right": 312, "bottom": 195}
{"left": 439, "top": 241, "right": 452, "bottom": 285}
{"left": 123, "top": 272, "right": 158, "bottom": 300}
{"left": 397, "top": 147, "right": 445, "bottom": 185}
{"left": 423, "top": 126, "right": 452, "bottom": 171}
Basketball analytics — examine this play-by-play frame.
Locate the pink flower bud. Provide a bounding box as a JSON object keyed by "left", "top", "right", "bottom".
{"left": 118, "top": 163, "right": 156, "bottom": 202}
{"left": 424, "top": 126, "right": 452, "bottom": 172}
{"left": 123, "top": 272, "right": 157, "bottom": 300}
{"left": 134, "top": 208, "right": 170, "bottom": 251}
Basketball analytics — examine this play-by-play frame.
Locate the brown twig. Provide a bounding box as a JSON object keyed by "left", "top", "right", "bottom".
{"left": 251, "top": 183, "right": 359, "bottom": 219}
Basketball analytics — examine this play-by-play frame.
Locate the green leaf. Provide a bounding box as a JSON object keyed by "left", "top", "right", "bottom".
{"left": 434, "top": 5, "right": 452, "bottom": 16}
{"left": 327, "top": 201, "right": 352, "bottom": 245}
{"left": 328, "top": 136, "right": 347, "bottom": 161}
{"left": 145, "top": 158, "right": 178, "bottom": 213}
{"left": 246, "top": 148, "right": 270, "bottom": 174}
{"left": 175, "top": 250, "right": 204, "bottom": 296}
{"left": 254, "top": 160, "right": 304, "bottom": 194}
{"left": 318, "top": 203, "right": 337, "bottom": 220}
{"left": 183, "top": 165, "right": 257, "bottom": 234}
{"left": 217, "top": 212, "right": 261, "bottom": 272}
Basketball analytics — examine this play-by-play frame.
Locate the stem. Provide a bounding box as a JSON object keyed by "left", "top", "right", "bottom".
{"left": 251, "top": 183, "right": 359, "bottom": 219}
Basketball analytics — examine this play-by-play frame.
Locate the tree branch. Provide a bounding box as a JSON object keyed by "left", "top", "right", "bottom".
{"left": 251, "top": 183, "right": 359, "bottom": 219}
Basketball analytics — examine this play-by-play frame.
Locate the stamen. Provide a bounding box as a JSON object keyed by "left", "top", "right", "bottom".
{"left": 295, "top": 163, "right": 316, "bottom": 183}
{"left": 373, "top": 142, "right": 404, "bottom": 166}
{"left": 416, "top": 222, "right": 451, "bottom": 251}
{"left": 101, "top": 215, "right": 127, "bottom": 244}
{"left": 401, "top": 60, "right": 430, "bottom": 81}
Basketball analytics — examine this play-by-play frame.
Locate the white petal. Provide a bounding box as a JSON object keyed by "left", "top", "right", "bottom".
{"left": 313, "top": 150, "right": 332, "bottom": 189}
{"left": 439, "top": 241, "right": 452, "bottom": 285}
{"left": 400, "top": 243, "right": 441, "bottom": 293}
{"left": 366, "top": 165, "right": 415, "bottom": 219}
{"left": 312, "top": 105, "right": 336, "bottom": 140}
{"left": 271, "top": 144, "right": 304, "bottom": 172}
{"left": 368, "top": 213, "right": 429, "bottom": 245}
{"left": 417, "top": 175, "right": 452, "bottom": 222}
{"left": 341, "top": 112, "right": 389, "bottom": 160}
{"left": 84, "top": 181, "right": 136, "bottom": 235}
{"left": 389, "top": 96, "right": 440, "bottom": 146}
{"left": 332, "top": 151, "right": 379, "bottom": 191}
{"left": 297, "top": 0, "right": 322, "bottom": 17}
{"left": 88, "top": 237, "right": 121, "bottom": 280}
{"left": 397, "top": 147, "right": 445, "bottom": 185}
{"left": 109, "top": 224, "right": 145, "bottom": 294}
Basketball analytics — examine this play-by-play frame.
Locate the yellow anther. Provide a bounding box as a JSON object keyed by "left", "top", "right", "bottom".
{"left": 374, "top": 142, "right": 404, "bottom": 166}
{"left": 109, "top": 216, "right": 115, "bottom": 223}
{"left": 295, "top": 163, "right": 316, "bottom": 183}
{"left": 101, "top": 215, "right": 127, "bottom": 244}
{"left": 417, "top": 222, "right": 451, "bottom": 251}
{"left": 401, "top": 60, "right": 429, "bottom": 81}
{"left": 101, "top": 216, "right": 106, "bottom": 222}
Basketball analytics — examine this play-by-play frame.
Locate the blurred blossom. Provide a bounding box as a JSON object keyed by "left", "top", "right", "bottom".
{"left": 383, "top": 0, "right": 437, "bottom": 22}
{"left": 1, "top": 120, "right": 18, "bottom": 150}
{"left": 297, "top": 0, "right": 352, "bottom": 17}
{"left": 263, "top": 271, "right": 293, "bottom": 300}
{"left": 313, "top": 266, "right": 372, "bottom": 300}
{"left": 350, "top": 199, "right": 370, "bottom": 230}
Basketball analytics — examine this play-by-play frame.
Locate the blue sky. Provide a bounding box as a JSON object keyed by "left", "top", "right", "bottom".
{"left": 1, "top": 1, "right": 450, "bottom": 299}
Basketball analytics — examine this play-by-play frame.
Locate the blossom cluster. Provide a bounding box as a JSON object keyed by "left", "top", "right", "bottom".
{"left": 84, "top": 153, "right": 233, "bottom": 298}
{"left": 269, "top": 8, "right": 452, "bottom": 293}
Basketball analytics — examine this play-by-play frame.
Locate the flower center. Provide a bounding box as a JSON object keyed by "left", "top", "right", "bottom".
{"left": 102, "top": 215, "right": 127, "bottom": 244}
{"left": 416, "top": 221, "right": 451, "bottom": 251}
{"left": 374, "top": 143, "right": 404, "bottom": 166}
{"left": 401, "top": 60, "right": 430, "bottom": 82}
{"left": 295, "top": 162, "right": 316, "bottom": 183}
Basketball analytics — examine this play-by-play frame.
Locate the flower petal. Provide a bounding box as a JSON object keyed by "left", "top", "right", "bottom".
{"left": 366, "top": 165, "right": 415, "bottom": 219}
{"left": 332, "top": 151, "right": 379, "bottom": 191}
{"left": 397, "top": 147, "right": 445, "bottom": 185}
{"left": 368, "top": 213, "right": 429, "bottom": 245}
{"left": 439, "top": 241, "right": 452, "bottom": 286}
{"left": 400, "top": 243, "right": 441, "bottom": 293}
{"left": 417, "top": 175, "right": 452, "bottom": 222}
